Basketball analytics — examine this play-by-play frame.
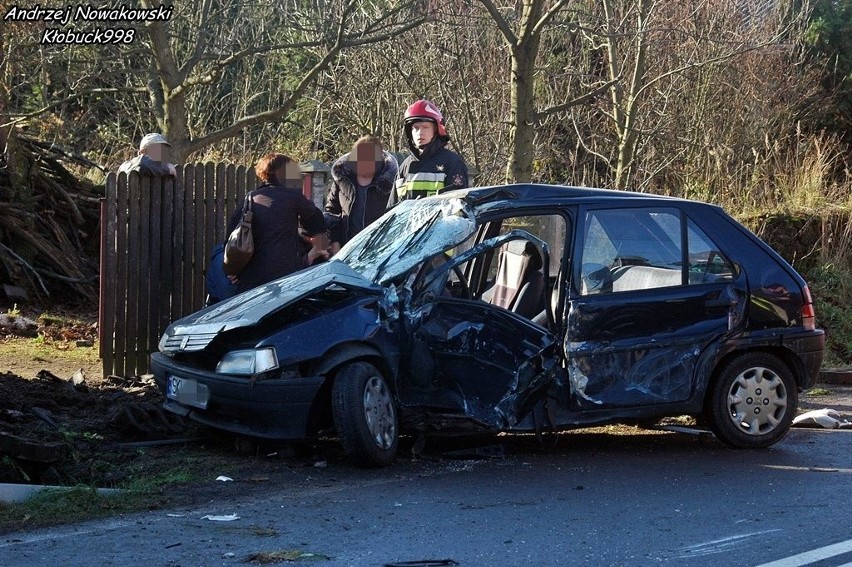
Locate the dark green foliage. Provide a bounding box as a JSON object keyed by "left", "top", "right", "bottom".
{"left": 799, "top": 0, "right": 852, "bottom": 141}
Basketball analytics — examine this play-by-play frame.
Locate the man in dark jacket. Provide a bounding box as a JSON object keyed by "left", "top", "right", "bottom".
{"left": 388, "top": 99, "right": 469, "bottom": 207}
{"left": 325, "top": 135, "right": 398, "bottom": 251}
{"left": 118, "top": 132, "right": 177, "bottom": 177}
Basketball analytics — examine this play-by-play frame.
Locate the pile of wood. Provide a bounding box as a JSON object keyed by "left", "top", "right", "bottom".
{"left": 0, "top": 133, "right": 103, "bottom": 306}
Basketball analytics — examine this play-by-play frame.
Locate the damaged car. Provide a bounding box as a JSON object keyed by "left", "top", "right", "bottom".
{"left": 151, "top": 184, "right": 825, "bottom": 466}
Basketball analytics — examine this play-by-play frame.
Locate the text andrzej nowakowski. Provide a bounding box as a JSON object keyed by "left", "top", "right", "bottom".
{"left": 3, "top": 4, "right": 174, "bottom": 45}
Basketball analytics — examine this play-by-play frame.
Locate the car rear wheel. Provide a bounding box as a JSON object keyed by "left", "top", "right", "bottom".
{"left": 332, "top": 361, "right": 399, "bottom": 467}
{"left": 708, "top": 352, "right": 797, "bottom": 448}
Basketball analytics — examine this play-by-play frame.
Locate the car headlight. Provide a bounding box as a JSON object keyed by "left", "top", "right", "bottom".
{"left": 216, "top": 347, "right": 279, "bottom": 375}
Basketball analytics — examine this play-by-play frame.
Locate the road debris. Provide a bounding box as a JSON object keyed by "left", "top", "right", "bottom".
{"left": 793, "top": 409, "right": 852, "bottom": 429}
{"left": 201, "top": 514, "right": 240, "bottom": 521}
{"left": 383, "top": 560, "right": 459, "bottom": 567}
{"left": 245, "top": 549, "right": 331, "bottom": 563}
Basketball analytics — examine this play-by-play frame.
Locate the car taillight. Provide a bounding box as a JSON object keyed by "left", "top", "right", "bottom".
{"left": 801, "top": 285, "right": 816, "bottom": 331}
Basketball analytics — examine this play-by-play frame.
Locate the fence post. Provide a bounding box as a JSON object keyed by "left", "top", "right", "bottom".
{"left": 301, "top": 159, "right": 330, "bottom": 209}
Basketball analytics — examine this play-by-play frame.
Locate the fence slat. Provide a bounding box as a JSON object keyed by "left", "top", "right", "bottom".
{"left": 114, "top": 174, "right": 129, "bottom": 377}
{"left": 221, "top": 164, "right": 233, "bottom": 242}
{"left": 181, "top": 167, "right": 197, "bottom": 315}
{"left": 158, "top": 176, "right": 175, "bottom": 339}
{"left": 99, "top": 175, "right": 117, "bottom": 376}
{"left": 191, "top": 165, "right": 205, "bottom": 310}
{"left": 199, "top": 163, "right": 215, "bottom": 306}
{"left": 170, "top": 167, "right": 186, "bottom": 324}
{"left": 147, "top": 175, "right": 163, "bottom": 367}
{"left": 123, "top": 174, "right": 142, "bottom": 376}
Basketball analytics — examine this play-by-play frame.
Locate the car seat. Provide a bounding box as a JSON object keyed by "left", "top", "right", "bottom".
{"left": 488, "top": 240, "right": 545, "bottom": 318}
{"left": 581, "top": 263, "right": 614, "bottom": 295}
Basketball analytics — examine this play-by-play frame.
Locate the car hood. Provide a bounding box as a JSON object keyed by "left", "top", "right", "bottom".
{"left": 159, "top": 261, "right": 382, "bottom": 352}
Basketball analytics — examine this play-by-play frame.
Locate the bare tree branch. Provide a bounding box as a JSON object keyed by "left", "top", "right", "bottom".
{"left": 478, "top": 0, "right": 517, "bottom": 45}
{"left": 1, "top": 87, "right": 147, "bottom": 128}
{"left": 531, "top": 0, "right": 571, "bottom": 38}
{"left": 537, "top": 78, "right": 619, "bottom": 119}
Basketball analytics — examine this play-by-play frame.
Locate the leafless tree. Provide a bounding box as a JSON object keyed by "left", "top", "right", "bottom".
{"left": 577, "top": 0, "right": 813, "bottom": 190}
{"left": 477, "top": 0, "right": 617, "bottom": 183}
{"left": 139, "top": 0, "right": 426, "bottom": 162}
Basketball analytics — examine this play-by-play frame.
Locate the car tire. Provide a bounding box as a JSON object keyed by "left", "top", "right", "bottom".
{"left": 708, "top": 352, "right": 797, "bottom": 448}
{"left": 331, "top": 361, "right": 399, "bottom": 467}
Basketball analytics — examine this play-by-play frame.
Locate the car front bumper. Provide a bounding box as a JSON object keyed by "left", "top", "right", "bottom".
{"left": 150, "top": 352, "right": 325, "bottom": 440}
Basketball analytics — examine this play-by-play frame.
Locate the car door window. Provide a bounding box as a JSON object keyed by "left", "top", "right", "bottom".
{"left": 687, "top": 219, "right": 734, "bottom": 284}
{"left": 579, "top": 209, "right": 684, "bottom": 294}
{"left": 472, "top": 214, "right": 567, "bottom": 321}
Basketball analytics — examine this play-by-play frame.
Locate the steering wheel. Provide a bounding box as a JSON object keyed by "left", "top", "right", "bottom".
{"left": 439, "top": 253, "right": 470, "bottom": 299}
{"left": 448, "top": 263, "right": 471, "bottom": 299}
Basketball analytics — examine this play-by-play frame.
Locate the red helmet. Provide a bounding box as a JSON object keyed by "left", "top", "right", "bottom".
{"left": 404, "top": 99, "right": 447, "bottom": 137}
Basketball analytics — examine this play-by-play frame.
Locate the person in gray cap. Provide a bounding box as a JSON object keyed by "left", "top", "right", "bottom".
{"left": 118, "top": 132, "right": 177, "bottom": 177}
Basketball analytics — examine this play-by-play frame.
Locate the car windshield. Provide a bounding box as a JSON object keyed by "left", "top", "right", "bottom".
{"left": 336, "top": 196, "right": 477, "bottom": 284}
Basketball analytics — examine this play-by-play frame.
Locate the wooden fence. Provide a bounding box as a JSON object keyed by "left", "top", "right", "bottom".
{"left": 99, "top": 163, "right": 255, "bottom": 377}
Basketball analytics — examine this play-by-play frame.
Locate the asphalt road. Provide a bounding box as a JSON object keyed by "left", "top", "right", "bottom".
{"left": 2, "top": 425, "right": 851, "bottom": 567}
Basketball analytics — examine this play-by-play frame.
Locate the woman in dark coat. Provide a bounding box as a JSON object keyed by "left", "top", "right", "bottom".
{"left": 227, "top": 153, "right": 326, "bottom": 292}
{"left": 325, "top": 135, "right": 398, "bottom": 252}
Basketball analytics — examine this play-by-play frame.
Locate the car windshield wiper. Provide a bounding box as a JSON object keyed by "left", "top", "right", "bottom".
{"left": 357, "top": 215, "right": 395, "bottom": 260}
{"left": 372, "top": 212, "right": 441, "bottom": 283}
{"left": 399, "top": 210, "right": 440, "bottom": 257}
{"left": 372, "top": 254, "right": 395, "bottom": 284}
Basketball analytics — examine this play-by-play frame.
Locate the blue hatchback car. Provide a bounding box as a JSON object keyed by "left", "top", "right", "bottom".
{"left": 151, "top": 185, "right": 825, "bottom": 466}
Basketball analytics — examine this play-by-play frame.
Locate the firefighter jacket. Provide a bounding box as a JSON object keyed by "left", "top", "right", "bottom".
{"left": 388, "top": 138, "right": 468, "bottom": 207}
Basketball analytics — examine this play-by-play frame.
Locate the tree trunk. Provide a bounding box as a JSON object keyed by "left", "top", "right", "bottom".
{"left": 144, "top": 10, "right": 192, "bottom": 164}
{"left": 507, "top": 40, "right": 540, "bottom": 183}
{"left": 604, "top": 0, "right": 652, "bottom": 189}
{"left": 505, "top": 0, "right": 545, "bottom": 184}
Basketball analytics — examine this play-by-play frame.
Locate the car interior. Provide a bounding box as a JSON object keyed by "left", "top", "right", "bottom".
{"left": 429, "top": 208, "right": 737, "bottom": 331}
{"left": 483, "top": 239, "right": 546, "bottom": 318}
{"left": 424, "top": 213, "right": 566, "bottom": 331}
{"left": 578, "top": 209, "right": 735, "bottom": 295}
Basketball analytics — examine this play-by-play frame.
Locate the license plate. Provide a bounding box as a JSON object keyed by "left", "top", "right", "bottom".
{"left": 167, "top": 376, "right": 209, "bottom": 409}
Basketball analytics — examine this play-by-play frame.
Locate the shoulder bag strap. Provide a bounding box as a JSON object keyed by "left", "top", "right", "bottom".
{"left": 242, "top": 191, "right": 254, "bottom": 223}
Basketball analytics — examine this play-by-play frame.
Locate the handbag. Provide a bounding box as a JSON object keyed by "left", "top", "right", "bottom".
{"left": 223, "top": 192, "right": 254, "bottom": 276}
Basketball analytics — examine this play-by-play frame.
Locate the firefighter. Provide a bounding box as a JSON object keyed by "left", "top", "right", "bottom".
{"left": 388, "top": 99, "right": 469, "bottom": 207}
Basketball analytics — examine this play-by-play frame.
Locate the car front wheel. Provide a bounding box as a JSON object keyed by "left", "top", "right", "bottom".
{"left": 708, "top": 352, "right": 797, "bottom": 448}
{"left": 332, "top": 361, "right": 399, "bottom": 467}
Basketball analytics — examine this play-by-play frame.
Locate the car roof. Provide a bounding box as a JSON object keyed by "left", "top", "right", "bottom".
{"left": 441, "top": 183, "right": 719, "bottom": 212}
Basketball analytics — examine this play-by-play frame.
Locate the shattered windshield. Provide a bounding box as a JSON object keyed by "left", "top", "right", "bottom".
{"left": 336, "top": 197, "right": 477, "bottom": 284}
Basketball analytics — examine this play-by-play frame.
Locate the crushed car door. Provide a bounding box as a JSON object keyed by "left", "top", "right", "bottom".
{"left": 564, "top": 207, "right": 746, "bottom": 409}
{"left": 398, "top": 232, "right": 559, "bottom": 429}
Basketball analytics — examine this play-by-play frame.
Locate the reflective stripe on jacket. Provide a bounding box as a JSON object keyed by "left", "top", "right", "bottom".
{"left": 388, "top": 141, "right": 468, "bottom": 208}
{"left": 394, "top": 172, "right": 446, "bottom": 200}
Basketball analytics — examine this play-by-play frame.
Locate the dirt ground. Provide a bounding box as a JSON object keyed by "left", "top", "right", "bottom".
{"left": 0, "top": 308, "right": 405, "bottom": 525}
{"left": 1, "top": 308, "right": 850, "bottom": 507}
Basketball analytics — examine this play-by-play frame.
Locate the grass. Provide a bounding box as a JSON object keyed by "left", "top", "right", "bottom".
{"left": 0, "top": 436, "right": 283, "bottom": 534}
{"left": 806, "top": 387, "right": 832, "bottom": 396}
{"left": 0, "top": 463, "right": 198, "bottom": 533}
{"left": 0, "top": 338, "right": 100, "bottom": 364}
{"left": 669, "top": 130, "right": 852, "bottom": 369}
{"left": 0, "top": 483, "right": 168, "bottom": 533}
{"left": 804, "top": 262, "right": 852, "bottom": 367}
